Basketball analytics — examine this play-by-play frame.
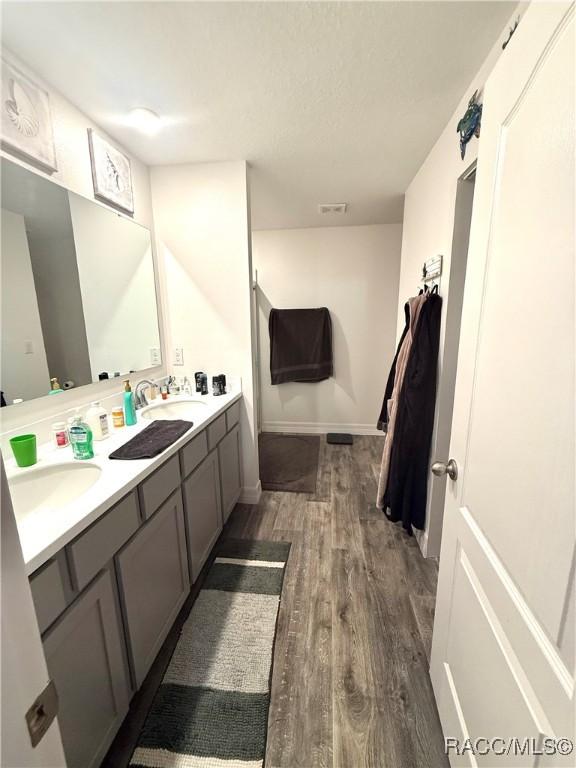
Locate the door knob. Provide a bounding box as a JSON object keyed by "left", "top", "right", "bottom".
{"left": 431, "top": 458, "right": 458, "bottom": 481}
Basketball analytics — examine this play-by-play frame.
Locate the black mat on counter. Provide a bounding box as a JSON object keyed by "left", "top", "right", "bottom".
{"left": 109, "top": 419, "right": 193, "bottom": 460}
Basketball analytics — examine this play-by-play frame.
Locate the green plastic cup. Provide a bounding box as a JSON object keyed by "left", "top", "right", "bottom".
{"left": 9, "top": 434, "right": 37, "bottom": 468}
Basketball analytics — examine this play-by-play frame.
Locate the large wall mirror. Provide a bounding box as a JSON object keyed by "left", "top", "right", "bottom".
{"left": 1, "top": 158, "right": 162, "bottom": 406}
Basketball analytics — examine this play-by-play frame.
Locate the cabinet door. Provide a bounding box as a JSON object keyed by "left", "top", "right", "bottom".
{"left": 183, "top": 450, "right": 222, "bottom": 582}
{"left": 218, "top": 424, "right": 242, "bottom": 523}
{"left": 117, "top": 489, "right": 189, "bottom": 687}
{"left": 43, "top": 569, "right": 129, "bottom": 768}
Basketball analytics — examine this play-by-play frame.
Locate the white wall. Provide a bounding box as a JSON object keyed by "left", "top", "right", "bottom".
{"left": 396, "top": 5, "right": 524, "bottom": 557}
{"left": 252, "top": 224, "right": 402, "bottom": 434}
{"left": 0, "top": 210, "right": 50, "bottom": 402}
{"left": 69, "top": 193, "right": 160, "bottom": 380}
{"left": 0, "top": 51, "right": 166, "bottom": 440}
{"left": 151, "top": 161, "right": 260, "bottom": 502}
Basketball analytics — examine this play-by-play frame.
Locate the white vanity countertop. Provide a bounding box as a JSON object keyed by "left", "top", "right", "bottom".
{"left": 5, "top": 390, "right": 242, "bottom": 576}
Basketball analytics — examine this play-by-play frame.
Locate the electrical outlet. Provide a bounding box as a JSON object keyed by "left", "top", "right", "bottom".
{"left": 150, "top": 347, "right": 161, "bottom": 366}
{"left": 174, "top": 347, "right": 184, "bottom": 366}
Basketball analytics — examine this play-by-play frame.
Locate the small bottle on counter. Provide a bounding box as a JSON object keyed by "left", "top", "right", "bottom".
{"left": 49, "top": 377, "right": 63, "bottom": 394}
{"left": 69, "top": 415, "right": 94, "bottom": 460}
{"left": 123, "top": 380, "right": 137, "bottom": 426}
{"left": 52, "top": 422, "right": 69, "bottom": 449}
{"left": 212, "top": 374, "right": 227, "bottom": 396}
{"left": 111, "top": 406, "right": 125, "bottom": 428}
{"left": 86, "top": 401, "right": 110, "bottom": 440}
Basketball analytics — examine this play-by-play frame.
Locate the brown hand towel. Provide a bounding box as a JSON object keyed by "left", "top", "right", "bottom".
{"left": 269, "top": 307, "right": 333, "bottom": 385}
{"left": 109, "top": 419, "right": 193, "bottom": 460}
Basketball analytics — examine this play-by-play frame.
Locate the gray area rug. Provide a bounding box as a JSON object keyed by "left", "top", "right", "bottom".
{"left": 129, "top": 539, "right": 290, "bottom": 768}
{"left": 259, "top": 433, "right": 320, "bottom": 493}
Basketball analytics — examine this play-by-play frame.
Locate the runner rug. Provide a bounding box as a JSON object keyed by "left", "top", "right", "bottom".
{"left": 129, "top": 538, "right": 291, "bottom": 768}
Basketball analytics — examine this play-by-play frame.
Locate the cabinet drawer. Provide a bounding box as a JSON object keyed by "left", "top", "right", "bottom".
{"left": 225, "top": 401, "right": 240, "bottom": 431}
{"left": 139, "top": 454, "right": 181, "bottom": 519}
{"left": 207, "top": 414, "right": 226, "bottom": 450}
{"left": 30, "top": 558, "right": 67, "bottom": 634}
{"left": 180, "top": 430, "right": 208, "bottom": 479}
{"left": 117, "top": 489, "right": 189, "bottom": 687}
{"left": 69, "top": 491, "right": 140, "bottom": 591}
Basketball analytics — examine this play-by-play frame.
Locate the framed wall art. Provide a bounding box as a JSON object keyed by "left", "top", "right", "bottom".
{"left": 1, "top": 58, "right": 57, "bottom": 172}
{"left": 88, "top": 128, "right": 134, "bottom": 214}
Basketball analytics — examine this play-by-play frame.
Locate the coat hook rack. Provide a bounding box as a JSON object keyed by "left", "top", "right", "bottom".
{"left": 420, "top": 255, "right": 443, "bottom": 292}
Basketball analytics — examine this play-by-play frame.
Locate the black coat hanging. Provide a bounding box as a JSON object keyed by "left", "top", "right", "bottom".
{"left": 384, "top": 289, "right": 442, "bottom": 531}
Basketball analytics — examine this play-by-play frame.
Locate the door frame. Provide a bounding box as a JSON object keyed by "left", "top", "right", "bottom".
{"left": 424, "top": 159, "right": 477, "bottom": 558}
{"left": 1, "top": 457, "right": 67, "bottom": 767}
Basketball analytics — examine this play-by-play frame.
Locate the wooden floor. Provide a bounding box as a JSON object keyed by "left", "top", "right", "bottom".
{"left": 225, "top": 435, "right": 448, "bottom": 768}
{"left": 104, "top": 435, "right": 448, "bottom": 768}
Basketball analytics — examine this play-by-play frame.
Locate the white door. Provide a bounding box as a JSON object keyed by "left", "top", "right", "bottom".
{"left": 1, "top": 459, "right": 66, "bottom": 767}
{"left": 430, "top": 3, "right": 575, "bottom": 767}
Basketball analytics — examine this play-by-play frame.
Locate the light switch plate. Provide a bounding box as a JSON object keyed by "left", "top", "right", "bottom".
{"left": 26, "top": 679, "right": 58, "bottom": 747}
{"left": 174, "top": 348, "right": 184, "bottom": 366}
{"left": 150, "top": 347, "right": 161, "bottom": 366}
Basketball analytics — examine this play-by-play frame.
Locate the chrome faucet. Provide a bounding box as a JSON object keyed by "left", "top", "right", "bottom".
{"left": 134, "top": 379, "right": 154, "bottom": 410}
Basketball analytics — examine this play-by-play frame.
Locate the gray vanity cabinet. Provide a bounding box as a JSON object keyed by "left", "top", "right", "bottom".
{"left": 26, "top": 399, "right": 243, "bottom": 768}
{"left": 183, "top": 450, "right": 222, "bottom": 582}
{"left": 116, "top": 488, "right": 189, "bottom": 687}
{"left": 218, "top": 424, "right": 242, "bottom": 522}
{"left": 42, "top": 569, "right": 129, "bottom": 768}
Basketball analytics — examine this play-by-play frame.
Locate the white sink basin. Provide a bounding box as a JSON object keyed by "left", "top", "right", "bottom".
{"left": 8, "top": 462, "right": 102, "bottom": 520}
{"left": 140, "top": 398, "right": 208, "bottom": 421}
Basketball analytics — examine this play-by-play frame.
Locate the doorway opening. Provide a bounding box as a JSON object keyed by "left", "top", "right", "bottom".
{"left": 424, "top": 162, "right": 476, "bottom": 558}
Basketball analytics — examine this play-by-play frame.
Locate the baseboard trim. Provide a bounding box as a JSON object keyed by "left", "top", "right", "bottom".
{"left": 414, "top": 527, "right": 429, "bottom": 558}
{"left": 261, "top": 421, "right": 383, "bottom": 437}
{"left": 239, "top": 480, "right": 262, "bottom": 505}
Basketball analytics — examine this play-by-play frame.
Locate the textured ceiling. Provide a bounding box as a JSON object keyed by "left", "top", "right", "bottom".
{"left": 1, "top": 2, "right": 514, "bottom": 230}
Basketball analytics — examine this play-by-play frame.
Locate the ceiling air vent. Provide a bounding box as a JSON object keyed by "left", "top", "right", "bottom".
{"left": 318, "top": 203, "right": 347, "bottom": 215}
